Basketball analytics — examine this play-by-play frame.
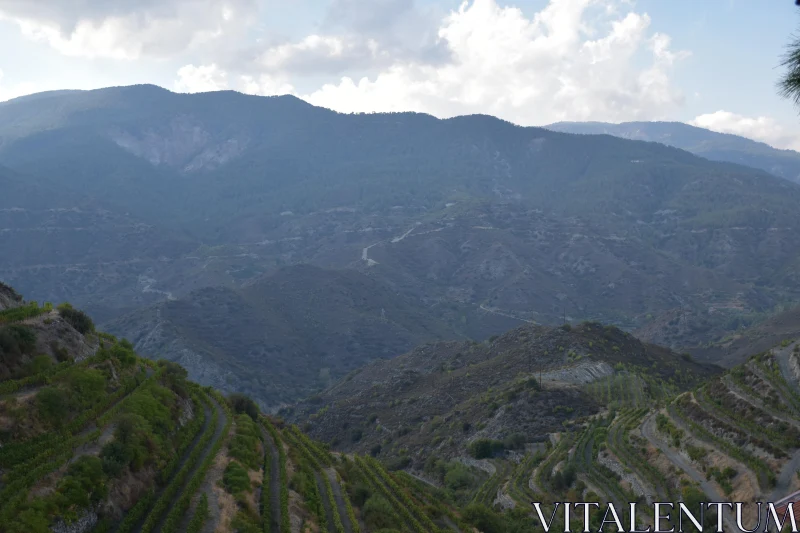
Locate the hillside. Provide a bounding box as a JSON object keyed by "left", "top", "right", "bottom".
{"left": 684, "top": 304, "right": 800, "bottom": 367}
{"left": 3, "top": 87, "right": 800, "bottom": 352}
{"left": 3, "top": 291, "right": 799, "bottom": 532}
{"left": 0, "top": 285, "right": 501, "bottom": 533}
{"left": 546, "top": 120, "right": 800, "bottom": 183}
{"left": 290, "top": 320, "right": 800, "bottom": 531}
{"left": 288, "top": 321, "right": 720, "bottom": 461}
{"left": 103, "top": 264, "right": 480, "bottom": 408}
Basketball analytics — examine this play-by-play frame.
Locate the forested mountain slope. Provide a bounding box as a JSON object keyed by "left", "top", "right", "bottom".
{"left": 4, "top": 86, "right": 800, "bottom": 397}
{"left": 104, "top": 264, "right": 477, "bottom": 408}
{"left": 547, "top": 120, "right": 800, "bottom": 184}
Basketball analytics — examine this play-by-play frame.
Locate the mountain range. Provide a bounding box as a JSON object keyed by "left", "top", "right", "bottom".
{"left": 3, "top": 86, "right": 800, "bottom": 402}
{"left": 547, "top": 120, "right": 800, "bottom": 184}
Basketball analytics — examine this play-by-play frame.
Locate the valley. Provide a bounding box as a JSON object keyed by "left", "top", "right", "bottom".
{"left": 4, "top": 85, "right": 800, "bottom": 531}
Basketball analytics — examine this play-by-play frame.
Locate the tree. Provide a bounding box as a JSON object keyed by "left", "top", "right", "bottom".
{"left": 780, "top": 10, "right": 800, "bottom": 105}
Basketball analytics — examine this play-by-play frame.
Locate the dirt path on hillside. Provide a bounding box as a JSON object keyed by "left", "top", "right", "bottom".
{"left": 117, "top": 399, "right": 212, "bottom": 533}
{"left": 261, "top": 426, "right": 281, "bottom": 533}
{"left": 133, "top": 395, "right": 227, "bottom": 533}
{"left": 153, "top": 396, "right": 228, "bottom": 533}
{"left": 641, "top": 413, "right": 737, "bottom": 531}
{"left": 774, "top": 344, "right": 800, "bottom": 393}
{"left": 723, "top": 375, "right": 800, "bottom": 429}
{"left": 325, "top": 468, "right": 354, "bottom": 533}
{"left": 178, "top": 408, "right": 233, "bottom": 533}
{"left": 478, "top": 303, "right": 537, "bottom": 324}
{"left": 766, "top": 343, "right": 800, "bottom": 502}
{"left": 315, "top": 472, "right": 336, "bottom": 533}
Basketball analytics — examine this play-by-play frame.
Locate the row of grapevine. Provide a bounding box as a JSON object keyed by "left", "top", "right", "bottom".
{"left": 508, "top": 453, "right": 541, "bottom": 505}
{"left": 0, "top": 370, "right": 161, "bottom": 523}
{"left": 287, "top": 424, "right": 336, "bottom": 466}
{"left": 695, "top": 386, "right": 795, "bottom": 452}
{"left": 282, "top": 429, "right": 327, "bottom": 531}
{"left": 354, "top": 456, "right": 430, "bottom": 533}
{"left": 261, "top": 428, "right": 274, "bottom": 533}
{"left": 360, "top": 456, "right": 444, "bottom": 533}
{"left": 0, "top": 343, "right": 121, "bottom": 397}
{"left": 262, "top": 418, "right": 291, "bottom": 533}
{"left": 393, "top": 471, "right": 468, "bottom": 533}
{"left": 335, "top": 468, "right": 361, "bottom": 533}
{"left": 115, "top": 390, "right": 208, "bottom": 533}
{"left": 136, "top": 391, "right": 220, "bottom": 533}
{"left": 754, "top": 358, "right": 800, "bottom": 412}
{"left": 668, "top": 402, "right": 775, "bottom": 489}
{"left": 159, "top": 394, "right": 233, "bottom": 533}
{"left": 606, "top": 408, "right": 671, "bottom": 501}
{"left": 1, "top": 365, "right": 154, "bottom": 470}
{"left": 186, "top": 494, "right": 209, "bottom": 533}
{"left": 534, "top": 434, "right": 572, "bottom": 492}
{"left": 0, "top": 360, "right": 72, "bottom": 395}
{"left": 0, "top": 427, "right": 101, "bottom": 524}
{"left": 471, "top": 461, "right": 510, "bottom": 506}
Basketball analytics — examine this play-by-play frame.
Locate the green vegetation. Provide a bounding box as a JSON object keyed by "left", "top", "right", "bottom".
{"left": 186, "top": 493, "right": 209, "bottom": 533}
{"left": 0, "top": 302, "right": 47, "bottom": 325}
{"left": 56, "top": 304, "right": 94, "bottom": 334}
{"left": 262, "top": 418, "right": 291, "bottom": 533}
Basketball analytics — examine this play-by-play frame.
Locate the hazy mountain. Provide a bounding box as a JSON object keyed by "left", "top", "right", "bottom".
{"left": 4, "top": 86, "right": 800, "bottom": 364}
{"left": 103, "top": 264, "right": 481, "bottom": 408}
{"left": 546, "top": 120, "right": 800, "bottom": 183}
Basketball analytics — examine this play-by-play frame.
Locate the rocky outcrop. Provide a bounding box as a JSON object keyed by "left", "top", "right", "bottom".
{"left": 0, "top": 281, "right": 22, "bottom": 310}
{"left": 51, "top": 509, "right": 98, "bottom": 533}
{"left": 540, "top": 360, "right": 615, "bottom": 385}
{"left": 108, "top": 116, "right": 248, "bottom": 173}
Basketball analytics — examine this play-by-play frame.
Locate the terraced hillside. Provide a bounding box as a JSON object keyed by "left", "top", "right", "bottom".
{"left": 7, "top": 280, "right": 800, "bottom": 532}
{"left": 288, "top": 321, "right": 800, "bottom": 531}
{"left": 0, "top": 286, "right": 481, "bottom": 533}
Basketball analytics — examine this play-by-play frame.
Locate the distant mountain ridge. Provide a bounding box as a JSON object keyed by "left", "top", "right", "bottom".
{"left": 546, "top": 120, "right": 800, "bottom": 183}
{"left": 4, "top": 86, "right": 800, "bottom": 375}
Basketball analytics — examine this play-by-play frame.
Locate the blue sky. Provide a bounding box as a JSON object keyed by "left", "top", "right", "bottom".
{"left": 0, "top": 0, "right": 798, "bottom": 149}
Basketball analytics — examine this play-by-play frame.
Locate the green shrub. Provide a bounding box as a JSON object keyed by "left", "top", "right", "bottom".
{"left": 467, "top": 438, "right": 504, "bottom": 459}
{"left": 224, "top": 461, "right": 251, "bottom": 494}
{"left": 229, "top": 414, "right": 262, "bottom": 470}
{"left": 229, "top": 393, "right": 260, "bottom": 420}
{"left": 36, "top": 387, "right": 69, "bottom": 427}
{"left": 444, "top": 464, "right": 474, "bottom": 491}
{"left": 57, "top": 307, "right": 94, "bottom": 334}
{"left": 363, "top": 495, "right": 400, "bottom": 530}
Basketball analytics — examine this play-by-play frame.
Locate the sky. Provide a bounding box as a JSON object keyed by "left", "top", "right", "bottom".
{"left": 0, "top": 0, "right": 798, "bottom": 150}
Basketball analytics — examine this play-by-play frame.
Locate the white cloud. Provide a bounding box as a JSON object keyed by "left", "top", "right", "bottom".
{"left": 0, "top": 68, "right": 42, "bottom": 102}
{"left": 255, "top": 34, "right": 389, "bottom": 75}
{"left": 174, "top": 63, "right": 295, "bottom": 96}
{"left": 240, "top": 73, "right": 295, "bottom": 96}
{"left": 174, "top": 64, "right": 229, "bottom": 93}
{"left": 0, "top": 0, "right": 257, "bottom": 59}
{"left": 690, "top": 110, "right": 800, "bottom": 151}
{"left": 298, "top": 0, "right": 689, "bottom": 125}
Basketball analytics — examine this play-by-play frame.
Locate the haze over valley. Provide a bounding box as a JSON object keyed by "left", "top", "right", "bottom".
{"left": 3, "top": 1, "right": 800, "bottom": 531}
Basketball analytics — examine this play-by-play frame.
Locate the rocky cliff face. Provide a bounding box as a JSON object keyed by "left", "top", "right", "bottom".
{"left": 0, "top": 282, "right": 21, "bottom": 310}
{"left": 108, "top": 116, "right": 249, "bottom": 172}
